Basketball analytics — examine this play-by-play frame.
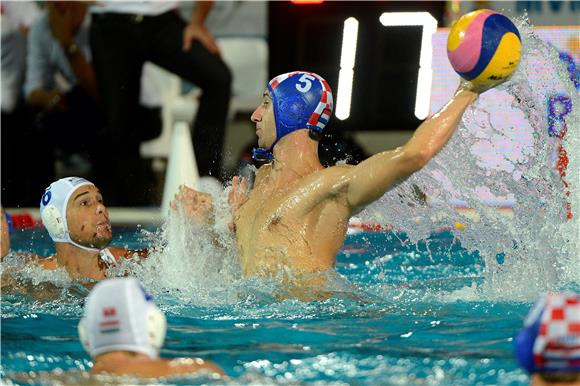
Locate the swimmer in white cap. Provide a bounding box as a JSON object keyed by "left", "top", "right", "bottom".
{"left": 37, "top": 177, "right": 146, "bottom": 280}
{"left": 177, "top": 72, "right": 500, "bottom": 294}
{"left": 80, "top": 277, "right": 223, "bottom": 377}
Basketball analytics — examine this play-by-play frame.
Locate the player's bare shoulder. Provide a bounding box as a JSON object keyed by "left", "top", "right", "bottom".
{"left": 319, "top": 163, "right": 355, "bottom": 182}
{"left": 328, "top": 163, "right": 355, "bottom": 171}
{"left": 302, "top": 163, "right": 356, "bottom": 198}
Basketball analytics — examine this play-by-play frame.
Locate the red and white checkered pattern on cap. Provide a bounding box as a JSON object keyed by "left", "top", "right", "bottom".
{"left": 308, "top": 72, "right": 334, "bottom": 131}
{"left": 533, "top": 293, "right": 580, "bottom": 370}
{"left": 307, "top": 74, "right": 334, "bottom": 131}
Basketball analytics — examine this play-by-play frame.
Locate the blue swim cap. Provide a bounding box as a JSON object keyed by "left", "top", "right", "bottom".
{"left": 253, "top": 71, "right": 333, "bottom": 162}
{"left": 4, "top": 210, "right": 12, "bottom": 235}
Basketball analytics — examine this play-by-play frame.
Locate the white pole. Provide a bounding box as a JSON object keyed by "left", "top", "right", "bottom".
{"left": 161, "top": 121, "right": 200, "bottom": 217}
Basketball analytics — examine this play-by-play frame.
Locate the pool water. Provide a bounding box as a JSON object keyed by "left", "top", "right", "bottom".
{"left": 1, "top": 226, "right": 543, "bottom": 385}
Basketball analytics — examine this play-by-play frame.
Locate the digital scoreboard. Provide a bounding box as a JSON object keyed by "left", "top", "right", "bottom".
{"left": 269, "top": 1, "right": 445, "bottom": 131}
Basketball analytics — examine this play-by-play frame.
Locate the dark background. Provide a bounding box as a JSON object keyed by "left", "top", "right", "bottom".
{"left": 269, "top": 1, "right": 445, "bottom": 132}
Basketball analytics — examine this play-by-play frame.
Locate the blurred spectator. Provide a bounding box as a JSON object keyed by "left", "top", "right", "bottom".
{"left": 90, "top": 1, "right": 231, "bottom": 205}
{"left": 515, "top": 292, "right": 580, "bottom": 385}
{"left": 24, "top": 1, "right": 163, "bottom": 206}
{"left": 1, "top": 1, "right": 41, "bottom": 206}
{"left": 1, "top": 1, "right": 39, "bottom": 113}
{"left": 25, "top": 1, "right": 101, "bottom": 181}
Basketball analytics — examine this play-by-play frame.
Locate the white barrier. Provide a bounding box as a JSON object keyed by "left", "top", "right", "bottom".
{"left": 160, "top": 121, "right": 200, "bottom": 217}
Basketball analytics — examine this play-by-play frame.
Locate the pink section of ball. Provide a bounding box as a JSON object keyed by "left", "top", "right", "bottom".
{"left": 447, "top": 10, "right": 497, "bottom": 73}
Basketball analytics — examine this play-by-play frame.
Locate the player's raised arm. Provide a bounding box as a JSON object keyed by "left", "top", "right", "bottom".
{"left": 345, "top": 7, "right": 522, "bottom": 214}
{"left": 345, "top": 84, "right": 479, "bottom": 214}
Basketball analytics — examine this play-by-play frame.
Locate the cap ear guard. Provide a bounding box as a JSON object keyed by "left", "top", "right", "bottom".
{"left": 148, "top": 306, "right": 167, "bottom": 352}
{"left": 78, "top": 318, "right": 90, "bottom": 354}
{"left": 276, "top": 95, "right": 308, "bottom": 136}
{"left": 42, "top": 204, "right": 67, "bottom": 240}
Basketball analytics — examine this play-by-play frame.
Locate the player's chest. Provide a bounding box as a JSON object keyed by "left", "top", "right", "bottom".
{"left": 237, "top": 186, "right": 289, "bottom": 226}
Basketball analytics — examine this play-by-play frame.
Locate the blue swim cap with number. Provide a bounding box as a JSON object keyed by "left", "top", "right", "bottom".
{"left": 253, "top": 71, "right": 334, "bottom": 162}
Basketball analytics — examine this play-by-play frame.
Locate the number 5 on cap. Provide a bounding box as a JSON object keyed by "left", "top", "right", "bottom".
{"left": 296, "top": 74, "right": 315, "bottom": 93}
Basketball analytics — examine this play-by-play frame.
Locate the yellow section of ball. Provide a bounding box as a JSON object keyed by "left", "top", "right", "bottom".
{"left": 471, "top": 32, "right": 522, "bottom": 87}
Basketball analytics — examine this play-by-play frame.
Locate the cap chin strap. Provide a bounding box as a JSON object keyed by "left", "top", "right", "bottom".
{"left": 251, "top": 127, "right": 317, "bottom": 163}
{"left": 252, "top": 110, "right": 297, "bottom": 163}
{"left": 252, "top": 124, "right": 283, "bottom": 162}
{"left": 252, "top": 147, "right": 274, "bottom": 162}
{"left": 66, "top": 234, "right": 101, "bottom": 253}
{"left": 60, "top": 237, "right": 116, "bottom": 268}
{"left": 69, "top": 238, "right": 117, "bottom": 266}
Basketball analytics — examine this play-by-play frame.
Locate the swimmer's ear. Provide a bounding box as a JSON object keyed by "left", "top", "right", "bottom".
{"left": 78, "top": 318, "right": 90, "bottom": 354}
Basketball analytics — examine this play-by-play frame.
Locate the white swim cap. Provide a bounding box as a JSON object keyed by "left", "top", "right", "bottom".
{"left": 40, "top": 176, "right": 95, "bottom": 247}
{"left": 78, "top": 277, "right": 167, "bottom": 359}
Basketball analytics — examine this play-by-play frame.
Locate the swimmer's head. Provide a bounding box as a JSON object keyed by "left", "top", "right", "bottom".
{"left": 40, "top": 177, "right": 112, "bottom": 251}
{"left": 252, "top": 71, "right": 333, "bottom": 161}
{"left": 78, "top": 277, "right": 167, "bottom": 359}
{"left": 515, "top": 293, "right": 580, "bottom": 375}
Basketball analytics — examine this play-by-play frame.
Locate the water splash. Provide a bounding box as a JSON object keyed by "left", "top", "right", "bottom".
{"left": 112, "top": 185, "right": 243, "bottom": 305}
{"left": 362, "top": 17, "right": 579, "bottom": 300}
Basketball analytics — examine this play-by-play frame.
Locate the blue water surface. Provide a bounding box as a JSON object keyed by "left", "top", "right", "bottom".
{"left": 1, "top": 226, "right": 533, "bottom": 385}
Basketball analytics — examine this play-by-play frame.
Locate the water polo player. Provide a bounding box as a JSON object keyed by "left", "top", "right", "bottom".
{"left": 175, "top": 69, "right": 502, "bottom": 292}
{"left": 80, "top": 277, "right": 223, "bottom": 378}
{"left": 37, "top": 177, "right": 147, "bottom": 280}
{"left": 0, "top": 176, "right": 215, "bottom": 287}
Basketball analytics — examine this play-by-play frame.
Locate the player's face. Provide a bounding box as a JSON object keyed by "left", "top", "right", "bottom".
{"left": 66, "top": 185, "right": 112, "bottom": 249}
{"left": 251, "top": 90, "right": 276, "bottom": 149}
